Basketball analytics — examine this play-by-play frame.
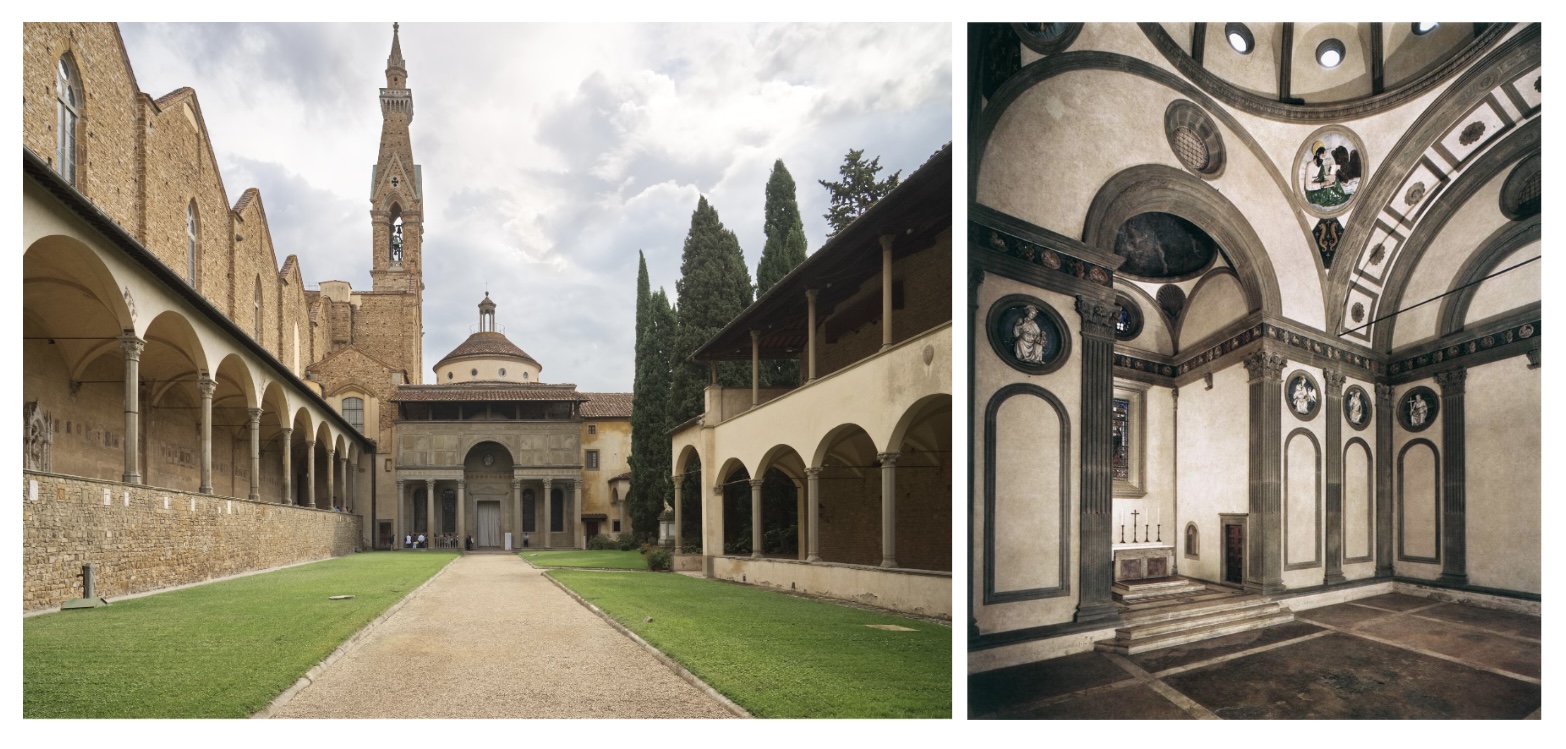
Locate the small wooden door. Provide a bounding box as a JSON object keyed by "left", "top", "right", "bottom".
{"left": 1224, "top": 524, "right": 1245, "bottom": 584}
{"left": 585, "top": 519, "right": 601, "bottom": 540}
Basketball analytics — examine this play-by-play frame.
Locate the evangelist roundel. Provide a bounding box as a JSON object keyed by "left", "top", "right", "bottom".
{"left": 1285, "top": 370, "right": 1321, "bottom": 421}
{"left": 1398, "top": 386, "right": 1440, "bottom": 432}
{"left": 482, "top": 452, "right": 495, "bottom": 466}
{"left": 986, "top": 294, "right": 1070, "bottom": 375}
{"left": 1294, "top": 125, "right": 1367, "bottom": 218}
{"left": 1343, "top": 384, "right": 1371, "bottom": 431}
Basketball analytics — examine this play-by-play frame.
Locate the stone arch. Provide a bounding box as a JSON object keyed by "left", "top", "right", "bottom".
{"left": 755, "top": 444, "right": 808, "bottom": 560}
{"left": 464, "top": 441, "right": 515, "bottom": 547}
{"left": 674, "top": 443, "right": 702, "bottom": 477}
{"left": 888, "top": 393, "right": 952, "bottom": 572}
{"left": 812, "top": 423, "right": 881, "bottom": 567}
{"left": 715, "top": 456, "right": 752, "bottom": 555}
{"left": 289, "top": 407, "right": 314, "bottom": 505}
{"left": 1081, "top": 164, "right": 1281, "bottom": 319}
{"left": 23, "top": 234, "right": 134, "bottom": 337}
{"left": 1436, "top": 216, "right": 1540, "bottom": 338}
{"left": 1284, "top": 427, "right": 1323, "bottom": 570}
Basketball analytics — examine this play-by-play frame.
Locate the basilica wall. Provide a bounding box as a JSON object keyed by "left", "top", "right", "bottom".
{"left": 353, "top": 292, "right": 423, "bottom": 385}
{"left": 1463, "top": 356, "right": 1540, "bottom": 593}
{"left": 972, "top": 275, "right": 1082, "bottom": 633}
{"left": 1173, "top": 360, "right": 1250, "bottom": 584}
{"left": 142, "top": 88, "right": 233, "bottom": 312}
{"left": 23, "top": 335, "right": 127, "bottom": 482}
{"left": 23, "top": 471, "right": 359, "bottom": 612}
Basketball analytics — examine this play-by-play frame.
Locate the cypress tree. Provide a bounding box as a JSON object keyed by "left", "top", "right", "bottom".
{"left": 668, "top": 196, "right": 754, "bottom": 423}
{"left": 756, "top": 159, "right": 809, "bottom": 387}
{"left": 818, "top": 148, "right": 902, "bottom": 236}
{"left": 628, "top": 252, "right": 675, "bottom": 542}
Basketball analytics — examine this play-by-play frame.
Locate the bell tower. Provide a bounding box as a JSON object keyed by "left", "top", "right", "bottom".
{"left": 369, "top": 22, "right": 422, "bottom": 292}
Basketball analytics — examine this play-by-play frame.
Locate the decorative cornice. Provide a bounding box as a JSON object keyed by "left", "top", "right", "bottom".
{"left": 1387, "top": 319, "right": 1538, "bottom": 378}
{"left": 970, "top": 221, "right": 1114, "bottom": 289}
{"left": 1112, "top": 353, "right": 1177, "bottom": 379}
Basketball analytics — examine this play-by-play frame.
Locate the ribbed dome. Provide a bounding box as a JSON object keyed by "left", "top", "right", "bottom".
{"left": 434, "top": 331, "right": 538, "bottom": 370}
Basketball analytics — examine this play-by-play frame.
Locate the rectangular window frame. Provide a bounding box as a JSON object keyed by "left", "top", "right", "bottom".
{"left": 1113, "top": 380, "right": 1147, "bottom": 498}
{"left": 585, "top": 449, "right": 600, "bottom": 471}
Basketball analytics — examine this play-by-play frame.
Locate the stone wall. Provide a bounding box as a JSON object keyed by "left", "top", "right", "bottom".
{"left": 23, "top": 471, "right": 361, "bottom": 612}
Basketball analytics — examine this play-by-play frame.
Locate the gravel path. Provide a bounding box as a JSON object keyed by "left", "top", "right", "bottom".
{"left": 272, "top": 553, "right": 734, "bottom": 718}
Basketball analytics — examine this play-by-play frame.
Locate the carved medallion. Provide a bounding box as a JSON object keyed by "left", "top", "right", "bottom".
{"left": 1458, "top": 120, "right": 1486, "bottom": 146}
{"left": 1351, "top": 302, "right": 1365, "bottom": 323}
{"left": 985, "top": 294, "right": 1070, "bottom": 375}
{"left": 1343, "top": 384, "right": 1371, "bottom": 431}
{"left": 482, "top": 452, "right": 495, "bottom": 466}
{"left": 1369, "top": 243, "right": 1386, "bottom": 265}
{"left": 1294, "top": 125, "right": 1367, "bottom": 217}
{"left": 1405, "top": 181, "right": 1427, "bottom": 206}
{"left": 1397, "top": 386, "right": 1439, "bottom": 432}
{"left": 1285, "top": 370, "right": 1321, "bottom": 421}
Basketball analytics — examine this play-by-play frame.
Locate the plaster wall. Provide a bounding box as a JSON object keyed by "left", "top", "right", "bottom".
{"left": 1341, "top": 374, "right": 1377, "bottom": 581}
{"left": 580, "top": 418, "right": 631, "bottom": 531}
{"left": 1281, "top": 362, "right": 1326, "bottom": 590}
{"left": 1390, "top": 172, "right": 1509, "bottom": 349}
{"left": 1289, "top": 23, "right": 1375, "bottom": 102}
{"left": 1464, "top": 356, "right": 1540, "bottom": 593}
{"left": 973, "top": 277, "right": 1080, "bottom": 633}
{"left": 1173, "top": 360, "right": 1248, "bottom": 583}
{"left": 711, "top": 557, "right": 950, "bottom": 619}
{"left": 1114, "top": 285, "right": 1174, "bottom": 356}
{"left": 1464, "top": 241, "right": 1540, "bottom": 327}
{"left": 1202, "top": 23, "right": 1280, "bottom": 99}
{"left": 1384, "top": 23, "right": 1477, "bottom": 90}
{"left": 1393, "top": 377, "right": 1443, "bottom": 581}
{"left": 1178, "top": 272, "right": 1248, "bottom": 352}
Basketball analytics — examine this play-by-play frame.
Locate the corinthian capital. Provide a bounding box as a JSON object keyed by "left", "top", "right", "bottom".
{"left": 1434, "top": 368, "right": 1467, "bottom": 393}
{"left": 1075, "top": 295, "right": 1119, "bottom": 337}
{"left": 1242, "top": 348, "right": 1288, "bottom": 383}
{"left": 1323, "top": 370, "right": 1347, "bottom": 394}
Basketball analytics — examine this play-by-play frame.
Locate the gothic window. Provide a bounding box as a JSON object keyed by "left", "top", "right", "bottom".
{"left": 56, "top": 55, "right": 81, "bottom": 186}
{"left": 1113, "top": 381, "right": 1147, "bottom": 497}
{"left": 586, "top": 450, "right": 599, "bottom": 470}
{"left": 389, "top": 207, "right": 404, "bottom": 264}
{"left": 342, "top": 397, "right": 364, "bottom": 432}
{"left": 186, "top": 201, "right": 199, "bottom": 286}
{"left": 254, "top": 276, "right": 263, "bottom": 337}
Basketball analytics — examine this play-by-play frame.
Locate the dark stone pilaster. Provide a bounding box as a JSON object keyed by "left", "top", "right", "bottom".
{"left": 1436, "top": 368, "right": 1468, "bottom": 586}
{"left": 1243, "top": 348, "right": 1288, "bottom": 596}
{"left": 1323, "top": 370, "right": 1347, "bottom": 585}
{"left": 1374, "top": 384, "right": 1395, "bottom": 577}
{"left": 1074, "top": 295, "right": 1121, "bottom": 625}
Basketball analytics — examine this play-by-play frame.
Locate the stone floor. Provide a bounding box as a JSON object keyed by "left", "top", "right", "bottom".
{"left": 970, "top": 592, "right": 1540, "bottom": 719}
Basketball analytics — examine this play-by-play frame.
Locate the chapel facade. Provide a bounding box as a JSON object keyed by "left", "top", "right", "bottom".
{"left": 968, "top": 23, "right": 1540, "bottom": 672}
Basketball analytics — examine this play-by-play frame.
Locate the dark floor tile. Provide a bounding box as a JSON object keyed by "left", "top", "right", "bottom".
{"left": 969, "top": 650, "right": 1130, "bottom": 717}
{"left": 1356, "top": 613, "right": 1541, "bottom": 679}
{"left": 1163, "top": 632, "right": 1539, "bottom": 719}
{"left": 1128, "top": 619, "right": 1324, "bottom": 673}
{"left": 1295, "top": 602, "right": 1398, "bottom": 629}
{"left": 1413, "top": 602, "right": 1541, "bottom": 640}
{"left": 1006, "top": 683, "right": 1194, "bottom": 720}
{"left": 1352, "top": 592, "right": 1437, "bottom": 612}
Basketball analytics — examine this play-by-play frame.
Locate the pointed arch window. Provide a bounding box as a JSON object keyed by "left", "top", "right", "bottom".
{"left": 254, "top": 276, "right": 263, "bottom": 337}
{"left": 56, "top": 55, "right": 82, "bottom": 185}
{"left": 186, "top": 201, "right": 199, "bottom": 286}
{"left": 389, "top": 205, "right": 404, "bottom": 265}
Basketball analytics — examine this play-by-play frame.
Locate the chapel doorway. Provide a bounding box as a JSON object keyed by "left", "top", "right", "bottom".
{"left": 1222, "top": 515, "right": 1246, "bottom": 585}
{"left": 476, "top": 501, "right": 501, "bottom": 547}
{"left": 584, "top": 519, "right": 600, "bottom": 540}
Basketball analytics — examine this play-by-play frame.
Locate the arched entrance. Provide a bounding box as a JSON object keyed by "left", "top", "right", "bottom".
{"left": 464, "top": 441, "right": 514, "bottom": 548}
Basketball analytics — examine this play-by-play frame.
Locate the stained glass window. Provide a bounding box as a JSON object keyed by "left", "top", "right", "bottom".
{"left": 1112, "top": 398, "right": 1130, "bottom": 481}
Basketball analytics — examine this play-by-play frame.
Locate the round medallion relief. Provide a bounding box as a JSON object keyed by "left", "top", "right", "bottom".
{"left": 1294, "top": 125, "right": 1368, "bottom": 218}
{"left": 1398, "top": 386, "right": 1439, "bottom": 432}
{"left": 1343, "top": 384, "right": 1371, "bottom": 431}
{"left": 1285, "top": 370, "right": 1322, "bottom": 421}
{"left": 985, "top": 294, "right": 1071, "bottom": 375}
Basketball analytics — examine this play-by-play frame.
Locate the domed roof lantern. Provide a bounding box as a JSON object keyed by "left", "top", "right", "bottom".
{"left": 478, "top": 291, "right": 497, "bottom": 332}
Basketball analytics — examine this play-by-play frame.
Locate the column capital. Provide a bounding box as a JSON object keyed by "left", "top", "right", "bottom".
{"left": 1374, "top": 382, "right": 1396, "bottom": 403}
{"left": 1323, "top": 369, "right": 1347, "bottom": 394}
{"left": 197, "top": 376, "right": 217, "bottom": 396}
{"left": 247, "top": 407, "right": 263, "bottom": 422}
{"left": 805, "top": 287, "right": 818, "bottom": 301}
{"left": 877, "top": 452, "right": 901, "bottom": 467}
{"left": 302, "top": 437, "right": 315, "bottom": 448}
{"left": 119, "top": 334, "right": 145, "bottom": 360}
{"left": 749, "top": 478, "right": 765, "bottom": 488}
{"left": 1242, "top": 349, "right": 1288, "bottom": 383}
{"left": 511, "top": 478, "right": 522, "bottom": 489}
{"left": 395, "top": 478, "right": 405, "bottom": 490}
{"left": 1074, "top": 294, "right": 1119, "bottom": 338}
{"left": 280, "top": 426, "right": 293, "bottom": 437}
{"left": 542, "top": 477, "right": 553, "bottom": 488}
{"left": 457, "top": 478, "right": 466, "bottom": 489}
{"left": 671, "top": 474, "right": 683, "bottom": 484}
{"left": 1434, "top": 367, "right": 1467, "bottom": 393}
{"left": 806, "top": 466, "right": 823, "bottom": 478}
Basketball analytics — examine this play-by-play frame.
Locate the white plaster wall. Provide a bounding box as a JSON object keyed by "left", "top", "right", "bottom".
{"left": 1390, "top": 172, "right": 1509, "bottom": 350}
{"left": 1178, "top": 273, "right": 1247, "bottom": 352}
{"left": 1173, "top": 361, "right": 1249, "bottom": 583}
{"left": 1203, "top": 22, "right": 1280, "bottom": 98}
{"left": 1341, "top": 374, "right": 1378, "bottom": 581}
{"left": 1464, "top": 356, "right": 1540, "bottom": 593}
{"left": 1399, "top": 442, "right": 1439, "bottom": 559}
{"left": 1393, "top": 378, "right": 1443, "bottom": 583}
{"left": 1144, "top": 385, "right": 1175, "bottom": 545}
{"left": 1115, "top": 285, "right": 1173, "bottom": 356}
{"left": 974, "top": 277, "right": 1080, "bottom": 633}
{"left": 993, "top": 394, "right": 1062, "bottom": 592}
{"left": 1290, "top": 23, "right": 1375, "bottom": 102}
{"left": 1464, "top": 241, "right": 1540, "bottom": 326}
{"left": 1284, "top": 430, "right": 1321, "bottom": 574}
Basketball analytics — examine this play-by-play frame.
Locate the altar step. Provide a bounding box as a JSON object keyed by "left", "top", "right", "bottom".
{"left": 1112, "top": 576, "right": 1210, "bottom": 602}
{"left": 1095, "top": 589, "right": 1295, "bottom": 655}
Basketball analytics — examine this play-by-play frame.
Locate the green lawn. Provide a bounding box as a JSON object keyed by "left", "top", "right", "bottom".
{"left": 549, "top": 570, "right": 951, "bottom": 718}
{"left": 24, "top": 551, "right": 456, "bottom": 718}
{"left": 521, "top": 549, "right": 647, "bottom": 570}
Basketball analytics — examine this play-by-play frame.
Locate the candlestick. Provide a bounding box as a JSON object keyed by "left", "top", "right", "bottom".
{"left": 1156, "top": 523, "right": 1162, "bottom": 543}
{"left": 1119, "top": 524, "right": 1125, "bottom": 544}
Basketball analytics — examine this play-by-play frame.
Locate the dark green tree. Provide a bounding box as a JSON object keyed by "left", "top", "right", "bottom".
{"left": 668, "top": 196, "right": 754, "bottom": 424}
{"left": 628, "top": 252, "right": 676, "bottom": 542}
{"left": 756, "top": 159, "right": 809, "bottom": 387}
{"left": 818, "top": 148, "right": 902, "bottom": 236}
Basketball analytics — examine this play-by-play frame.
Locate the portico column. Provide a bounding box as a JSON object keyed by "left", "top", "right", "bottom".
{"left": 806, "top": 467, "right": 822, "bottom": 562}
{"left": 338, "top": 454, "right": 349, "bottom": 510}
{"left": 326, "top": 446, "right": 336, "bottom": 510}
{"left": 1374, "top": 384, "right": 1395, "bottom": 577}
{"left": 394, "top": 479, "right": 405, "bottom": 544}
{"left": 542, "top": 478, "right": 554, "bottom": 548}
{"left": 806, "top": 289, "right": 818, "bottom": 381}
{"left": 279, "top": 428, "right": 292, "bottom": 504}
{"left": 1323, "top": 370, "right": 1347, "bottom": 586}
{"left": 1243, "top": 346, "right": 1288, "bottom": 596}
{"left": 1436, "top": 368, "right": 1469, "bottom": 586}
{"left": 880, "top": 235, "right": 894, "bottom": 349}
{"left": 795, "top": 479, "right": 806, "bottom": 560}
{"left": 304, "top": 439, "right": 317, "bottom": 507}
{"left": 197, "top": 376, "right": 216, "bottom": 494}
{"left": 513, "top": 479, "right": 523, "bottom": 549}
{"left": 572, "top": 478, "right": 583, "bottom": 549}
{"left": 1074, "top": 295, "right": 1121, "bottom": 623}
{"left": 878, "top": 453, "right": 900, "bottom": 567}
{"left": 425, "top": 478, "right": 435, "bottom": 544}
{"left": 247, "top": 408, "right": 262, "bottom": 501}
{"left": 457, "top": 478, "right": 467, "bottom": 547}
{"left": 750, "top": 478, "right": 764, "bottom": 558}
{"left": 119, "top": 335, "right": 145, "bottom": 484}
{"left": 672, "top": 475, "right": 683, "bottom": 551}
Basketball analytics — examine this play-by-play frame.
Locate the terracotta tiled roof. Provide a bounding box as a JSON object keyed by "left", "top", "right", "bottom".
{"left": 579, "top": 392, "right": 633, "bottom": 418}
{"left": 392, "top": 383, "right": 586, "bottom": 402}
{"left": 434, "top": 331, "right": 539, "bottom": 369}
{"left": 610, "top": 471, "right": 632, "bottom": 482}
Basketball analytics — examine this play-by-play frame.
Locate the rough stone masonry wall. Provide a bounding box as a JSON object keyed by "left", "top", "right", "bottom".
{"left": 23, "top": 471, "right": 361, "bottom": 612}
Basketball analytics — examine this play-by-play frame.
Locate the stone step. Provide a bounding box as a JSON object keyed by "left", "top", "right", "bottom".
{"left": 1121, "top": 594, "right": 1270, "bottom": 625}
{"left": 1114, "top": 582, "right": 1210, "bottom": 602}
{"left": 1118, "top": 602, "right": 1285, "bottom": 639}
{"left": 1114, "top": 577, "right": 1191, "bottom": 591}
{"left": 1124, "top": 590, "right": 1242, "bottom": 611}
{"left": 1095, "top": 610, "right": 1296, "bottom": 655}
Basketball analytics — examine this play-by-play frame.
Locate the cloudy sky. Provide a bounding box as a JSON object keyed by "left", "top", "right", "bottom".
{"left": 118, "top": 23, "right": 952, "bottom": 392}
